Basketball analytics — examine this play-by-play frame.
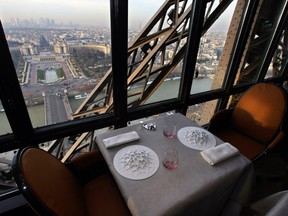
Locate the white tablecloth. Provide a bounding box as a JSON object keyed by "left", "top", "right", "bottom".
{"left": 95, "top": 113, "right": 254, "bottom": 216}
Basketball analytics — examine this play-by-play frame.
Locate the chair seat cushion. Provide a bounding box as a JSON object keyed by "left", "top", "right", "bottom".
{"left": 84, "top": 172, "right": 131, "bottom": 216}
{"left": 213, "top": 128, "right": 266, "bottom": 160}
{"left": 18, "top": 148, "right": 87, "bottom": 216}
{"left": 231, "top": 83, "right": 286, "bottom": 143}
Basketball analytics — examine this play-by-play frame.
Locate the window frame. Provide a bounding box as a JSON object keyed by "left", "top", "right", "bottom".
{"left": 0, "top": 0, "right": 288, "bottom": 201}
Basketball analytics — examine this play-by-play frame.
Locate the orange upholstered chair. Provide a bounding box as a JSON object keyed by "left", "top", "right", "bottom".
{"left": 208, "top": 83, "right": 288, "bottom": 160}
{"left": 12, "top": 147, "right": 131, "bottom": 216}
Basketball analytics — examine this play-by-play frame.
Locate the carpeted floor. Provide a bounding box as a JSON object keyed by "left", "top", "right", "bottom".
{"left": 252, "top": 151, "right": 288, "bottom": 202}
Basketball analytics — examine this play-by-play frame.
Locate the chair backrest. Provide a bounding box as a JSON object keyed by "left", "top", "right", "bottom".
{"left": 231, "top": 83, "right": 287, "bottom": 144}
{"left": 12, "top": 147, "right": 87, "bottom": 216}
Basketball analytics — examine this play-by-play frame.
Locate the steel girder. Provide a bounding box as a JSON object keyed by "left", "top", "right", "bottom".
{"left": 58, "top": 0, "right": 236, "bottom": 161}
{"left": 71, "top": 0, "right": 233, "bottom": 119}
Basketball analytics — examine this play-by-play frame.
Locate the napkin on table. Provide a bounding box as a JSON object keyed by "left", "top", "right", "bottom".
{"left": 103, "top": 131, "right": 140, "bottom": 149}
{"left": 200, "top": 142, "right": 239, "bottom": 165}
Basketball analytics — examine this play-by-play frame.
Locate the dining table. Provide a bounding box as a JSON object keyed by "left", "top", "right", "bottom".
{"left": 94, "top": 113, "right": 254, "bottom": 216}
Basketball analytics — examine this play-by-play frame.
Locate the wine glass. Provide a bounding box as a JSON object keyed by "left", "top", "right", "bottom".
{"left": 163, "top": 119, "right": 176, "bottom": 138}
{"left": 162, "top": 147, "right": 179, "bottom": 170}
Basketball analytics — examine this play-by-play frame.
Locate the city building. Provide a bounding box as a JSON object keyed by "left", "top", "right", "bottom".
{"left": 19, "top": 43, "right": 38, "bottom": 56}
{"left": 54, "top": 41, "right": 69, "bottom": 54}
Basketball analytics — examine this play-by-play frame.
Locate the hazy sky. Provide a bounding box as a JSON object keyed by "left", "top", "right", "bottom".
{"left": 0, "top": 0, "right": 235, "bottom": 29}
{"left": 0, "top": 0, "right": 162, "bottom": 27}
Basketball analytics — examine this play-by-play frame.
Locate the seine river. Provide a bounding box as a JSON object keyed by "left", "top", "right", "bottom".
{"left": 0, "top": 77, "right": 212, "bottom": 135}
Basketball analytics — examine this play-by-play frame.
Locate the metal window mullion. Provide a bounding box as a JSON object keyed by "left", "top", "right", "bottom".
{"left": 178, "top": 0, "right": 207, "bottom": 114}
{"left": 110, "top": 0, "right": 128, "bottom": 128}
{"left": 0, "top": 22, "right": 34, "bottom": 146}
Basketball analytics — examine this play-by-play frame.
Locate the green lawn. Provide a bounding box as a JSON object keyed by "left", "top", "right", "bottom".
{"left": 37, "top": 69, "right": 45, "bottom": 81}
{"left": 56, "top": 68, "right": 64, "bottom": 77}
{"left": 37, "top": 67, "right": 65, "bottom": 83}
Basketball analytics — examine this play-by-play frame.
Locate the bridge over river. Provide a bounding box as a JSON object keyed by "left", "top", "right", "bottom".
{"left": 44, "top": 90, "right": 73, "bottom": 125}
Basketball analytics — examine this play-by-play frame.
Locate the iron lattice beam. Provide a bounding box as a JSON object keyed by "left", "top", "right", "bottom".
{"left": 72, "top": 0, "right": 233, "bottom": 118}
{"left": 58, "top": 0, "right": 235, "bottom": 161}
{"left": 56, "top": 0, "right": 235, "bottom": 161}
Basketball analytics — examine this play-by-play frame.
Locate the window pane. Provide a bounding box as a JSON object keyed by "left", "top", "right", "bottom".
{"left": 234, "top": 0, "right": 287, "bottom": 85}
{"left": 127, "top": 0, "right": 238, "bottom": 108}
{"left": 0, "top": 150, "right": 17, "bottom": 194}
{"left": 127, "top": 1, "right": 191, "bottom": 106}
{"left": 0, "top": 105, "right": 12, "bottom": 136}
{"left": 265, "top": 28, "right": 288, "bottom": 79}
{"left": 0, "top": 0, "right": 111, "bottom": 128}
{"left": 192, "top": 1, "right": 237, "bottom": 94}
{"left": 0, "top": 1, "right": 112, "bottom": 194}
{"left": 189, "top": 100, "right": 218, "bottom": 126}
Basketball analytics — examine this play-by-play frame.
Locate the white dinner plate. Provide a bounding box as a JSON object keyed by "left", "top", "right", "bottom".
{"left": 113, "top": 145, "right": 159, "bottom": 180}
{"left": 177, "top": 126, "right": 216, "bottom": 150}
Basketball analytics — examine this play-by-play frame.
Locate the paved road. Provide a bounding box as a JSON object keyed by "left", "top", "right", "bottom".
{"left": 46, "top": 93, "right": 68, "bottom": 124}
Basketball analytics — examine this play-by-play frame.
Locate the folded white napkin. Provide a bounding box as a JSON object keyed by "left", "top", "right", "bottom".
{"left": 103, "top": 131, "right": 140, "bottom": 149}
{"left": 200, "top": 142, "right": 239, "bottom": 165}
